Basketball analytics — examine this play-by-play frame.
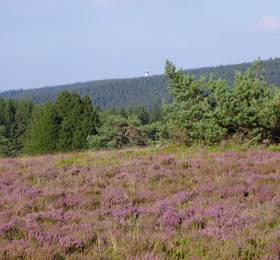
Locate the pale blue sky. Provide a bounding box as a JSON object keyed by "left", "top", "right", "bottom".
{"left": 0, "top": 0, "right": 280, "bottom": 91}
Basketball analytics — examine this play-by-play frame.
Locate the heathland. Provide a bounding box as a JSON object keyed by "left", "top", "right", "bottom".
{"left": 1, "top": 59, "right": 280, "bottom": 259}
{"left": 0, "top": 145, "right": 280, "bottom": 259}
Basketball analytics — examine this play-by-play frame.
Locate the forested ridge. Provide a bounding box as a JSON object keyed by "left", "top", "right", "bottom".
{"left": 1, "top": 58, "right": 280, "bottom": 109}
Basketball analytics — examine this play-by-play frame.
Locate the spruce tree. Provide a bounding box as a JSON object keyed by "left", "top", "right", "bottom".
{"left": 81, "top": 96, "right": 99, "bottom": 138}
{"left": 24, "top": 103, "right": 58, "bottom": 155}
{"left": 55, "top": 92, "right": 99, "bottom": 152}
{"left": 55, "top": 92, "right": 83, "bottom": 151}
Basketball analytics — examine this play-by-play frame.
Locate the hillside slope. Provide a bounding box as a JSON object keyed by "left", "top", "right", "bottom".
{"left": 1, "top": 58, "right": 280, "bottom": 109}
{"left": 0, "top": 145, "right": 280, "bottom": 259}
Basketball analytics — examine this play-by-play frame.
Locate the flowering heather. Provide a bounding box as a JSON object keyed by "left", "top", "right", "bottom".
{"left": 172, "top": 191, "right": 192, "bottom": 205}
{"left": 0, "top": 146, "right": 280, "bottom": 259}
{"left": 158, "top": 209, "right": 182, "bottom": 228}
{"left": 160, "top": 156, "right": 177, "bottom": 166}
{"left": 59, "top": 236, "right": 85, "bottom": 254}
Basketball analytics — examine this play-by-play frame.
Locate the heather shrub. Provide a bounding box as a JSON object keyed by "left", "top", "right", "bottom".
{"left": 0, "top": 146, "right": 280, "bottom": 258}
{"left": 238, "top": 238, "right": 267, "bottom": 259}
{"left": 56, "top": 155, "right": 83, "bottom": 168}
{"left": 166, "top": 238, "right": 191, "bottom": 259}
{"left": 1, "top": 225, "right": 25, "bottom": 241}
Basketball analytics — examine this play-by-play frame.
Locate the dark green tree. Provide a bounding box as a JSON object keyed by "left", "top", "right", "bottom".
{"left": 55, "top": 92, "right": 84, "bottom": 151}
{"left": 24, "top": 103, "right": 58, "bottom": 155}
{"left": 54, "top": 92, "right": 100, "bottom": 152}
{"left": 0, "top": 98, "right": 33, "bottom": 156}
{"left": 15, "top": 100, "right": 34, "bottom": 150}
{"left": 80, "top": 96, "right": 99, "bottom": 146}
{"left": 0, "top": 126, "right": 9, "bottom": 157}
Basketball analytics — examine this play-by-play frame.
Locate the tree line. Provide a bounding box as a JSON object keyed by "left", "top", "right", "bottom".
{"left": 0, "top": 60, "right": 280, "bottom": 157}
{"left": 0, "top": 92, "right": 164, "bottom": 156}
{"left": 1, "top": 58, "right": 280, "bottom": 110}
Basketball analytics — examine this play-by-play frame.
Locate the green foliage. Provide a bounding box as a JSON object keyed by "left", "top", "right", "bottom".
{"left": 270, "top": 90, "right": 280, "bottom": 142}
{"left": 24, "top": 103, "right": 59, "bottom": 155}
{"left": 165, "top": 61, "right": 226, "bottom": 144}
{"left": 130, "top": 106, "right": 150, "bottom": 125}
{"left": 150, "top": 103, "right": 163, "bottom": 122}
{"left": 87, "top": 104, "right": 166, "bottom": 150}
{"left": 87, "top": 113, "right": 147, "bottom": 150}
{"left": 0, "top": 91, "right": 164, "bottom": 156}
{"left": 0, "top": 126, "right": 9, "bottom": 157}
{"left": 55, "top": 91, "right": 84, "bottom": 151}
{"left": 141, "top": 122, "right": 160, "bottom": 142}
{"left": 24, "top": 92, "right": 99, "bottom": 155}
{"left": 165, "top": 60, "right": 280, "bottom": 145}
{"left": 211, "top": 61, "right": 277, "bottom": 141}
{"left": 0, "top": 98, "right": 33, "bottom": 157}
{"left": 1, "top": 59, "right": 280, "bottom": 157}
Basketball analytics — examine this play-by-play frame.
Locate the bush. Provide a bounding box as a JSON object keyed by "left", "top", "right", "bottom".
{"left": 165, "top": 60, "right": 280, "bottom": 145}
{"left": 87, "top": 114, "right": 147, "bottom": 150}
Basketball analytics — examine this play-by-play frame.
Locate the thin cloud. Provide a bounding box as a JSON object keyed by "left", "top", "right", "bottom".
{"left": 255, "top": 16, "right": 280, "bottom": 33}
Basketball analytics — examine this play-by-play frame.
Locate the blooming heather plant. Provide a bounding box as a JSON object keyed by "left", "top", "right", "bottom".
{"left": 159, "top": 209, "right": 183, "bottom": 228}
{"left": 0, "top": 146, "right": 280, "bottom": 258}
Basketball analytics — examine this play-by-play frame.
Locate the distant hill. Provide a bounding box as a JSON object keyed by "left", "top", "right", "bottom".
{"left": 1, "top": 58, "right": 280, "bottom": 110}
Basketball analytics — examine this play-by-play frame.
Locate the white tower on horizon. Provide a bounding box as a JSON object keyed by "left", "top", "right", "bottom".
{"left": 145, "top": 70, "right": 150, "bottom": 77}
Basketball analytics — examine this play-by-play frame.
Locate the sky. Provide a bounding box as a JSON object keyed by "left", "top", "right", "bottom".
{"left": 0, "top": 0, "right": 280, "bottom": 91}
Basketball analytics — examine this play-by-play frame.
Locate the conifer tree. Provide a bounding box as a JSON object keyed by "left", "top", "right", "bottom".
{"left": 24, "top": 103, "right": 58, "bottom": 155}
{"left": 55, "top": 92, "right": 83, "bottom": 151}
{"left": 80, "top": 95, "right": 99, "bottom": 147}
{"left": 0, "top": 126, "right": 9, "bottom": 157}
{"left": 55, "top": 92, "right": 99, "bottom": 152}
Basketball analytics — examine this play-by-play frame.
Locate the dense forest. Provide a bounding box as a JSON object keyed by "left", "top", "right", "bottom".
{"left": 1, "top": 60, "right": 280, "bottom": 157}
{"left": 1, "top": 58, "right": 280, "bottom": 110}
{"left": 0, "top": 92, "right": 164, "bottom": 157}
